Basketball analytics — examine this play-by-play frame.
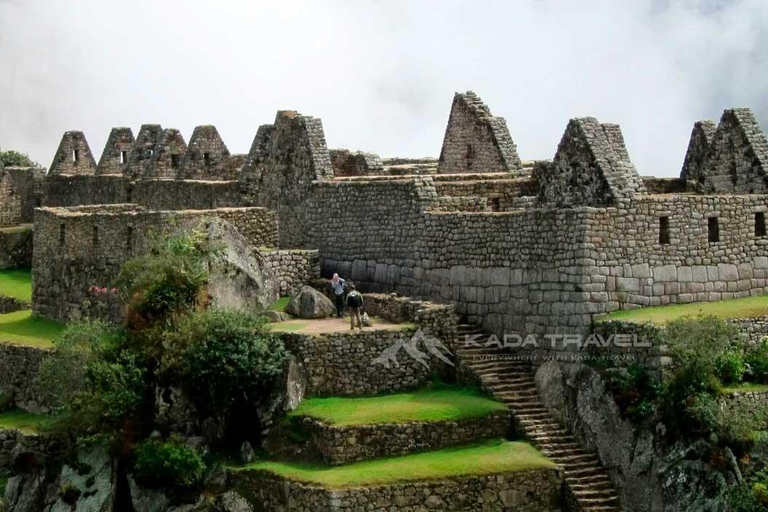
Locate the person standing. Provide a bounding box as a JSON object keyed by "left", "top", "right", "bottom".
{"left": 331, "top": 273, "right": 346, "bottom": 318}
{"left": 346, "top": 285, "right": 364, "bottom": 330}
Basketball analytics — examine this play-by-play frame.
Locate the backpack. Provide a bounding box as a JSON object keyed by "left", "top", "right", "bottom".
{"left": 347, "top": 291, "right": 362, "bottom": 308}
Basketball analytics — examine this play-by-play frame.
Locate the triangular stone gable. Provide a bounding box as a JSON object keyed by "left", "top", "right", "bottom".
{"left": 536, "top": 117, "right": 646, "bottom": 207}
{"left": 146, "top": 128, "right": 187, "bottom": 179}
{"left": 240, "top": 110, "right": 333, "bottom": 247}
{"left": 680, "top": 120, "right": 717, "bottom": 190}
{"left": 696, "top": 109, "right": 768, "bottom": 193}
{"left": 97, "top": 127, "right": 135, "bottom": 176}
{"left": 48, "top": 131, "right": 98, "bottom": 176}
{"left": 437, "top": 91, "right": 523, "bottom": 174}
{"left": 178, "top": 125, "right": 232, "bottom": 180}
{"left": 128, "top": 124, "right": 163, "bottom": 179}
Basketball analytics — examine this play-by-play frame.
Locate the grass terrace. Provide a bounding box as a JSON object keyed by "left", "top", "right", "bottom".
{"left": 237, "top": 440, "right": 553, "bottom": 488}
{"left": 0, "top": 409, "right": 51, "bottom": 434}
{"left": 0, "top": 310, "right": 64, "bottom": 347}
{"left": 0, "top": 268, "right": 32, "bottom": 303}
{"left": 596, "top": 295, "right": 768, "bottom": 325}
{"left": 723, "top": 382, "right": 768, "bottom": 394}
{"left": 289, "top": 385, "right": 506, "bottom": 426}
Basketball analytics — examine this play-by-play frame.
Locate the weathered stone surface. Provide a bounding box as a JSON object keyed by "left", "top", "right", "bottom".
{"left": 285, "top": 286, "right": 335, "bottom": 319}
{"left": 48, "top": 446, "right": 116, "bottom": 512}
{"left": 48, "top": 131, "right": 97, "bottom": 176}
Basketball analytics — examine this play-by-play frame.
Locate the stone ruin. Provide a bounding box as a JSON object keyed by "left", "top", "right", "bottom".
{"left": 1, "top": 90, "right": 768, "bottom": 338}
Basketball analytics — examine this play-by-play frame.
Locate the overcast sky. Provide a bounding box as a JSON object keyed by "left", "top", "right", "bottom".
{"left": 0, "top": 0, "right": 766, "bottom": 177}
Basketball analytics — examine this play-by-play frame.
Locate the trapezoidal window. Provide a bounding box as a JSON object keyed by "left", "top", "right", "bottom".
{"left": 120, "top": 151, "right": 128, "bottom": 164}
{"left": 92, "top": 226, "right": 99, "bottom": 249}
{"left": 466, "top": 144, "right": 475, "bottom": 170}
{"left": 204, "top": 153, "right": 212, "bottom": 166}
{"left": 171, "top": 154, "right": 181, "bottom": 170}
{"left": 126, "top": 185, "right": 133, "bottom": 203}
{"left": 72, "top": 149, "right": 80, "bottom": 164}
{"left": 59, "top": 224, "right": 66, "bottom": 246}
{"left": 756, "top": 212, "right": 767, "bottom": 237}
{"left": 126, "top": 226, "right": 134, "bottom": 254}
{"left": 708, "top": 217, "right": 720, "bottom": 243}
{"left": 659, "top": 216, "right": 670, "bottom": 244}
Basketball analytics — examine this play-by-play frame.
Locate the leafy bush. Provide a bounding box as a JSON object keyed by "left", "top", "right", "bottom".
{"left": 134, "top": 438, "right": 205, "bottom": 488}
{"left": 716, "top": 350, "right": 746, "bottom": 384}
{"left": 0, "top": 149, "right": 38, "bottom": 168}
{"left": 604, "top": 364, "right": 660, "bottom": 424}
{"left": 118, "top": 230, "right": 214, "bottom": 332}
{"left": 171, "top": 309, "right": 288, "bottom": 415}
{"left": 746, "top": 340, "right": 768, "bottom": 384}
{"left": 37, "top": 320, "right": 124, "bottom": 409}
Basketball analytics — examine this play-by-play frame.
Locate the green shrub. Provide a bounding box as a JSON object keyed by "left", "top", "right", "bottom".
{"left": 716, "top": 350, "right": 746, "bottom": 384}
{"left": 604, "top": 364, "right": 660, "bottom": 425}
{"left": 37, "top": 320, "right": 124, "bottom": 409}
{"left": 746, "top": 340, "right": 768, "bottom": 384}
{"left": 173, "top": 309, "right": 288, "bottom": 415}
{"left": 134, "top": 438, "right": 204, "bottom": 488}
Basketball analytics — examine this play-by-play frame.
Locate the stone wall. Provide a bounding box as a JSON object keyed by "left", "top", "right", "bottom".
{"left": 42, "top": 175, "right": 129, "bottom": 207}
{"left": 0, "top": 167, "right": 43, "bottom": 227}
{"left": 237, "top": 469, "right": 564, "bottom": 511}
{"left": 300, "top": 411, "right": 510, "bottom": 465}
{"left": 0, "top": 344, "right": 49, "bottom": 413}
{"left": 178, "top": 125, "right": 233, "bottom": 180}
{"left": 437, "top": 91, "right": 523, "bottom": 174}
{"left": 128, "top": 124, "right": 163, "bottom": 179}
{"left": 260, "top": 249, "right": 319, "bottom": 296}
{"left": 680, "top": 120, "right": 716, "bottom": 190}
{"left": 0, "top": 429, "right": 60, "bottom": 472}
{"left": 0, "top": 227, "right": 33, "bottom": 269}
{"left": 329, "top": 149, "right": 385, "bottom": 176}
{"left": 146, "top": 128, "right": 187, "bottom": 179}
{"left": 48, "top": 131, "right": 97, "bottom": 176}
{"left": 96, "top": 127, "right": 135, "bottom": 176}
{"left": 32, "top": 205, "right": 279, "bottom": 322}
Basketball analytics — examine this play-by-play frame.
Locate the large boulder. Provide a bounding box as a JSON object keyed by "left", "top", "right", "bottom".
{"left": 47, "top": 446, "right": 116, "bottom": 512}
{"left": 183, "top": 218, "right": 280, "bottom": 313}
{"left": 285, "top": 286, "right": 335, "bottom": 319}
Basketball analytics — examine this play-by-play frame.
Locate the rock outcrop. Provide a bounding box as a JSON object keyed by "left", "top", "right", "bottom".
{"left": 285, "top": 286, "right": 335, "bottom": 319}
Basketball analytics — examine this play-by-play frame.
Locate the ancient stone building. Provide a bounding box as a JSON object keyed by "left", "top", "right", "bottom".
{"left": 146, "top": 128, "right": 187, "bottom": 179}
{"left": 534, "top": 117, "right": 647, "bottom": 207}
{"left": 330, "top": 149, "right": 385, "bottom": 176}
{"left": 127, "top": 124, "right": 163, "bottom": 179}
{"left": 178, "top": 125, "right": 233, "bottom": 180}
{"left": 96, "top": 127, "right": 135, "bottom": 176}
{"left": 681, "top": 108, "right": 768, "bottom": 194}
{"left": 48, "top": 131, "right": 97, "bottom": 176}
{"left": 437, "top": 91, "right": 523, "bottom": 174}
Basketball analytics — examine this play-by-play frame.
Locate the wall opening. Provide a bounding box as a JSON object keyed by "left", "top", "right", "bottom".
{"left": 204, "top": 152, "right": 212, "bottom": 167}
{"left": 126, "top": 185, "right": 133, "bottom": 203}
{"left": 659, "top": 216, "right": 670, "bottom": 244}
{"left": 489, "top": 197, "right": 500, "bottom": 212}
{"left": 92, "top": 225, "right": 99, "bottom": 249}
{"left": 59, "top": 224, "right": 66, "bottom": 246}
{"left": 120, "top": 151, "right": 128, "bottom": 164}
{"left": 708, "top": 217, "right": 720, "bottom": 243}
{"left": 466, "top": 144, "right": 475, "bottom": 171}
{"left": 171, "top": 154, "right": 181, "bottom": 169}
{"left": 126, "top": 226, "right": 133, "bottom": 254}
{"left": 757, "top": 212, "right": 766, "bottom": 237}
{"left": 72, "top": 149, "right": 80, "bottom": 164}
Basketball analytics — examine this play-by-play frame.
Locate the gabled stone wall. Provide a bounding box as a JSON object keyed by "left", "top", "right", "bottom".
{"left": 48, "top": 131, "right": 97, "bottom": 176}
{"left": 680, "top": 120, "right": 716, "bottom": 190}
{"left": 438, "top": 91, "right": 523, "bottom": 174}
{"left": 146, "top": 128, "right": 187, "bottom": 179}
{"left": 178, "top": 125, "right": 232, "bottom": 180}
{"left": 127, "top": 124, "right": 163, "bottom": 179}
{"left": 96, "top": 127, "right": 135, "bottom": 176}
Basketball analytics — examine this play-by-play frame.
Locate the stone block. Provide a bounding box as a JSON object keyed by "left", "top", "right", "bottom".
{"left": 653, "top": 265, "right": 677, "bottom": 282}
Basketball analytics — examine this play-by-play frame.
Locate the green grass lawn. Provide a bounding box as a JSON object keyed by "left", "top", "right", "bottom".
{"left": 723, "top": 382, "right": 768, "bottom": 394}
{"left": 269, "top": 297, "right": 290, "bottom": 312}
{"left": 0, "top": 310, "right": 64, "bottom": 347}
{"left": 0, "top": 409, "right": 51, "bottom": 434}
{"left": 289, "top": 386, "right": 506, "bottom": 426}
{"left": 270, "top": 320, "right": 309, "bottom": 332}
{"left": 238, "top": 440, "right": 553, "bottom": 488}
{"left": 0, "top": 268, "right": 32, "bottom": 303}
{"left": 596, "top": 295, "right": 768, "bottom": 325}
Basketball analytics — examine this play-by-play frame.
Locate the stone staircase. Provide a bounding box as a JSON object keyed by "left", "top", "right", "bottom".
{"left": 454, "top": 323, "right": 622, "bottom": 512}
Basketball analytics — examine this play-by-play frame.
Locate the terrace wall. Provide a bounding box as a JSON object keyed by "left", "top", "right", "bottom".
{"left": 237, "top": 469, "right": 564, "bottom": 511}
{"left": 0, "top": 227, "right": 33, "bottom": 269}
{"left": 0, "top": 344, "right": 50, "bottom": 413}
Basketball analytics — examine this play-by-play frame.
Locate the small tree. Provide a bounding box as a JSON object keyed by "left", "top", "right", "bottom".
{"left": 0, "top": 149, "right": 38, "bottom": 168}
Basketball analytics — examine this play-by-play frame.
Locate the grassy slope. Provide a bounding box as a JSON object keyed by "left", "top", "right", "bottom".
{"left": 596, "top": 295, "right": 768, "bottom": 325}
{"left": 0, "top": 310, "right": 64, "bottom": 347}
{"left": 239, "top": 440, "right": 553, "bottom": 488}
{"left": 0, "top": 409, "right": 51, "bottom": 434}
{"left": 0, "top": 268, "right": 32, "bottom": 303}
{"left": 269, "top": 297, "right": 290, "bottom": 312}
{"left": 723, "top": 383, "right": 768, "bottom": 394}
{"left": 290, "top": 386, "right": 506, "bottom": 426}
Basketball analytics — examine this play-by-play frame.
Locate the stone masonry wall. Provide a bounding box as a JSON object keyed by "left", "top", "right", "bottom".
{"left": 32, "top": 206, "right": 279, "bottom": 322}
{"left": 0, "top": 167, "right": 43, "bottom": 227}
{"left": 48, "top": 131, "right": 97, "bottom": 176}
{"left": 300, "top": 411, "right": 510, "bottom": 465}
{"left": 329, "top": 149, "right": 385, "bottom": 176}
{"left": 0, "top": 227, "right": 33, "bottom": 269}
{"left": 178, "top": 125, "right": 233, "bottom": 180}
{"left": 260, "top": 249, "right": 319, "bottom": 296}
{"left": 438, "top": 91, "right": 523, "bottom": 174}
{"left": 0, "top": 344, "right": 50, "bottom": 413}
{"left": 96, "top": 127, "right": 135, "bottom": 176}
{"left": 237, "top": 469, "right": 564, "bottom": 512}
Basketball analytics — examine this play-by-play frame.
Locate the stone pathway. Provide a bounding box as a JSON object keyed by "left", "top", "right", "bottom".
{"left": 455, "top": 323, "right": 622, "bottom": 512}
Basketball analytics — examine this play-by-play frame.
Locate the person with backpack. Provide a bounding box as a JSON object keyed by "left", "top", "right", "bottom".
{"left": 346, "top": 284, "right": 364, "bottom": 330}
{"left": 331, "top": 273, "right": 346, "bottom": 318}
